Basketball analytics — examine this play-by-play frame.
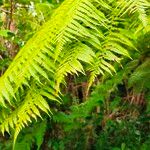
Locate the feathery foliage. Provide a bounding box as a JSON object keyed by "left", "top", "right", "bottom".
{"left": 0, "top": 0, "right": 149, "bottom": 144}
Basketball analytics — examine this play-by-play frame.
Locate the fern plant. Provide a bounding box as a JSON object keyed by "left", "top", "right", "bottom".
{"left": 128, "top": 30, "right": 150, "bottom": 92}
{"left": 0, "top": 0, "right": 149, "bottom": 144}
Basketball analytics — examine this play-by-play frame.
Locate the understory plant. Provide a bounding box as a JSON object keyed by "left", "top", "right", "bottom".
{"left": 0, "top": 0, "right": 149, "bottom": 148}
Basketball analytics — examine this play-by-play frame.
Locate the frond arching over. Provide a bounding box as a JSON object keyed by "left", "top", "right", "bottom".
{"left": 0, "top": 0, "right": 149, "bottom": 142}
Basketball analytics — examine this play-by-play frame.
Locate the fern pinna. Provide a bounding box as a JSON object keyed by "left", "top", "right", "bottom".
{"left": 0, "top": 0, "right": 149, "bottom": 144}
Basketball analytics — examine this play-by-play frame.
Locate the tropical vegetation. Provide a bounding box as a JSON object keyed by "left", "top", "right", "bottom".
{"left": 0, "top": 0, "right": 150, "bottom": 149}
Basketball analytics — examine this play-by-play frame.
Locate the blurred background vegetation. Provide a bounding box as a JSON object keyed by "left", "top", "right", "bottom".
{"left": 0, "top": 0, "right": 150, "bottom": 149}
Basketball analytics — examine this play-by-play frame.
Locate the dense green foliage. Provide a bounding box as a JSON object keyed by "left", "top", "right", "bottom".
{"left": 0, "top": 0, "right": 150, "bottom": 149}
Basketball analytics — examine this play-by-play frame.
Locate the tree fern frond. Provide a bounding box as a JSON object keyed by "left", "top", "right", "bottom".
{"left": 0, "top": 0, "right": 148, "bottom": 142}
{"left": 0, "top": 86, "right": 51, "bottom": 144}
{"left": 0, "top": 0, "right": 108, "bottom": 141}
{"left": 55, "top": 42, "right": 95, "bottom": 91}
{"left": 0, "top": 0, "right": 107, "bottom": 107}
{"left": 0, "top": 0, "right": 143, "bottom": 107}
{"left": 117, "top": 0, "right": 150, "bottom": 27}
